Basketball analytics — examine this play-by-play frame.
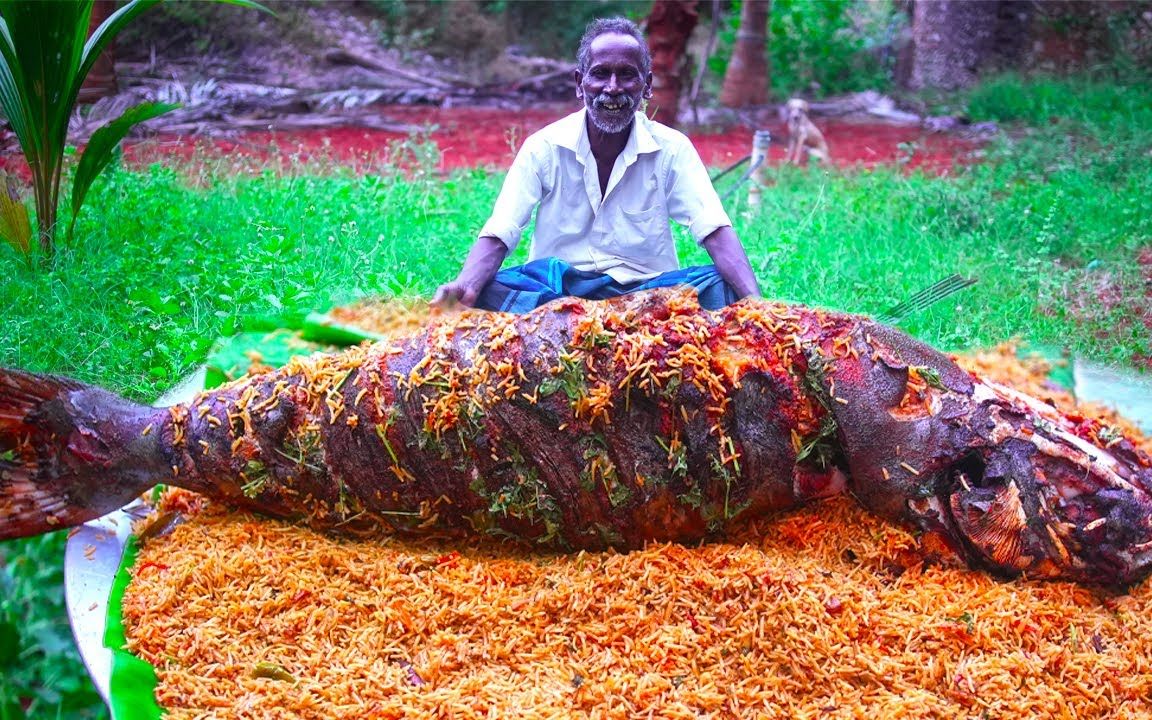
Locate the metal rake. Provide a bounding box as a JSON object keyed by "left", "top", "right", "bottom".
{"left": 875, "top": 274, "right": 978, "bottom": 323}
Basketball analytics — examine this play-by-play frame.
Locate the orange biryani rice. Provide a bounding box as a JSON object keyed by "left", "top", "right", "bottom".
{"left": 119, "top": 303, "right": 1152, "bottom": 719}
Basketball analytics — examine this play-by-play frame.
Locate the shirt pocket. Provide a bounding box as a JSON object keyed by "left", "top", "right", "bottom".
{"left": 617, "top": 204, "right": 665, "bottom": 252}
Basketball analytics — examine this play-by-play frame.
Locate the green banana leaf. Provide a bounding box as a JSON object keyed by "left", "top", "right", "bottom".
{"left": 204, "top": 304, "right": 388, "bottom": 388}
{"left": 105, "top": 539, "right": 163, "bottom": 720}
{"left": 301, "top": 311, "right": 388, "bottom": 346}
{"left": 1017, "top": 343, "right": 1073, "bottom": 390}
{"left": 204, "top": 330, "right": 334, "bottom": 389}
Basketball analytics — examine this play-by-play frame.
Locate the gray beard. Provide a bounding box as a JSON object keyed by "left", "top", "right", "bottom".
{"left": 586, "top": 94, "right": 635, "bottom": 134}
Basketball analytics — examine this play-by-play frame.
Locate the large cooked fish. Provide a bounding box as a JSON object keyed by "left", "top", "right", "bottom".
{"left": 2, "top": 290, "right": 1151, "bottom": 585}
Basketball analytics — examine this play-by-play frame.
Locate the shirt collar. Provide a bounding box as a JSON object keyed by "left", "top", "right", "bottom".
{"left": 559, "top": 108, "right": 662, "bottom": 160}
{"left": 629, "top": 112, "right": 661, "bottom": 155}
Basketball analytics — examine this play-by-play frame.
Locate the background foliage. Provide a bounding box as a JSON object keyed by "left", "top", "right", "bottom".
{"left": 114, "top": 0, "right": 1152, "bottom": 103}
{"left": 705, "top": 0, "right": 900, "bottom": 97}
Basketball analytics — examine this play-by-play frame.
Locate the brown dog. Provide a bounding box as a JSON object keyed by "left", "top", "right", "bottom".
{"left": 784, "top": 98, "right": 830, "bottom": 165}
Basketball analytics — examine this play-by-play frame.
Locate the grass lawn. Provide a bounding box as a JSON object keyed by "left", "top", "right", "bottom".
{"left": 1, "top": 74, "right": 1150, "bottom": 718}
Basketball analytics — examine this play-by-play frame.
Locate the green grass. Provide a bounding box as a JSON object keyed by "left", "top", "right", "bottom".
{"left": 1, "top": 74, "right": 1150, "bottom": 718}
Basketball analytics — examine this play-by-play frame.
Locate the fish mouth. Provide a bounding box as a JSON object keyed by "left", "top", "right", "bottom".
{"left": 903, "top": 451, "right": 1029, "bottom": 578}
{"left": 934, "top": 449, "right": 1046, "bottom": 578}
{"left": 934, "top": 443, "right": 1152, "bottom": 586}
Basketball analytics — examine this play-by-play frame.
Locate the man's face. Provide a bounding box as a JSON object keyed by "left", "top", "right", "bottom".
{"left": 576, "top": 33, "right": 652, "bottom": 135}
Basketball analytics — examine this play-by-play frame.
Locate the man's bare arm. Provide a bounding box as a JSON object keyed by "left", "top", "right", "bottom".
{"left": 701, "top": 226, "right": 761, "bottom": 299}
{"left": 432, "top": 236, "right": 509, "bottom": 307}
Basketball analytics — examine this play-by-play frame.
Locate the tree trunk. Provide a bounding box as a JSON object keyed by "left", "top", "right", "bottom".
{"left": 78, "top": 0, "right": 118, "bottom": 103}
{"left": 989, "top": 0, "right": 1033, "bottom": 70}
{"left": 646, "top": 0, "right": 699, "bottom": 127}
{"left": 719, "top": 0, "right": 771, "bottom": 108}
{"left": 892, "top": 0, "right": 916, "bottom": 89}
{"left": 908, "top": 0, "right": 1000, "bottom": 90}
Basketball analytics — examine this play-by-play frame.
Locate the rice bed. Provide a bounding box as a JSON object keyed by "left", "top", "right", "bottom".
{"left": 120, "top": 322, "right": 1152, "bottom": 719}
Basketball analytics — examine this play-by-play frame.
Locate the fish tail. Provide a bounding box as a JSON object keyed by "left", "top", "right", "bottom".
{"left": 0, "top": 367, "right": 167, "bottom": 540}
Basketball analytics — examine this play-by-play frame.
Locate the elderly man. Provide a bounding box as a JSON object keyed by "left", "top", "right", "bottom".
{"left": 433, "top": 17, "right": 760, "bottom": 311}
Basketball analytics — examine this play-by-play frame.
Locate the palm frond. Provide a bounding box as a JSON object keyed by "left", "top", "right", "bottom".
{"left": 68, "top": 101, "right": 178, "bottom": 243}
{"left": 0, "top": 0, "right": 272, "bottom": 259}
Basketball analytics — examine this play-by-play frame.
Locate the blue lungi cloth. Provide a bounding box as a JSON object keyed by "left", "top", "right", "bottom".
{"left": 475, "top": 258, "right": 738, "bottom": 313}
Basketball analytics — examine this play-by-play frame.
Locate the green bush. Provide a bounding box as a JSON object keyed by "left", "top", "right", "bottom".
{"left": 768, "top": 0, "right": 898, "bottom": 96}
{"left": 1, "top": 534, "right": 106, "bottom": 718}
{"left": 967, "top": 73, "right": 1152, "bottom": 130}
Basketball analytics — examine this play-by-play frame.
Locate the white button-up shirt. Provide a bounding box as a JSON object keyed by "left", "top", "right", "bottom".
{"left": 479, "top": 109, "right": 732, "bottom": 284}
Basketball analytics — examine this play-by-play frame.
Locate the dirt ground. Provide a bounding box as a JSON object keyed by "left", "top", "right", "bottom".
{"left": 1, "top": 104, "right": 983, "bottom": 183}
{"left": 105, "top": 105, "right": 983, "bottom": 176}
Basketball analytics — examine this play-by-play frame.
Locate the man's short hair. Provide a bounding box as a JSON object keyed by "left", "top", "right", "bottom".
{"left": 576, "top": 17, "right": 652, "bottom": 78}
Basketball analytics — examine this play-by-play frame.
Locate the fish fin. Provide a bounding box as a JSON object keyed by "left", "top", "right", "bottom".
{"left": 0, "top": 368, "right": 162, "bottom": 539}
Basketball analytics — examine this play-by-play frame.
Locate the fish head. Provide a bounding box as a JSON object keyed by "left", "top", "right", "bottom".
{"left": 928, "top": 383, "right": 1152, "bottom": 586}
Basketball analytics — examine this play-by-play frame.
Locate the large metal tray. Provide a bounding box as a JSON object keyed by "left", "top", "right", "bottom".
{"left": 63, "top": 367, "right": 206, "bottom": 706}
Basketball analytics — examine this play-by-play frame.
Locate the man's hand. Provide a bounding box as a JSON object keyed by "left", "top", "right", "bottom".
{"left": 432, "top": 236, "right": 509, "bottom": 308}
{"left": 431, "top": 279, "right": 481, "bottom": 308}
{"left": 702, "top": 226, "right": 762, "bottom": 298}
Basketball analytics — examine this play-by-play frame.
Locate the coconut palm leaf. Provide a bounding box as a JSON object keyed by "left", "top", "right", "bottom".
{"left": 68, "top": 101, "right": 179, "bottom": 243}
{"left": 0, "top": 0, "right": 271, "bottom": 260}
{"left": 0, "top": 0, "right": 90, "bottom": 252}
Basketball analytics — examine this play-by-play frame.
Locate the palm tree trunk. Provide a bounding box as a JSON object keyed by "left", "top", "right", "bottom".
{"left": 646, "top": 0, "right": 699, "bottom": 127}
{"left": 34, "top": 159, "right": 61, "bottom": 258}
{"left": 719, "top": 0, "right": 771, "bottom": 108}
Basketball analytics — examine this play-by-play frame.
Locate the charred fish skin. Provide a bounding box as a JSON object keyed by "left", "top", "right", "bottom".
{"left": 3, "top": 288, "right": 1152, "bottom": 587}
{"left": 825, "top": 322, "right": 1152, "bottom": 586}
{"left": 168, "top": 291, "right": 848, "bottom": 549}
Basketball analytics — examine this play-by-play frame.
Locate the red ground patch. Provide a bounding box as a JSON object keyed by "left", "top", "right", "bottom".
{"left": 1, "top": 104, "right": 982, "bottom": 179}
